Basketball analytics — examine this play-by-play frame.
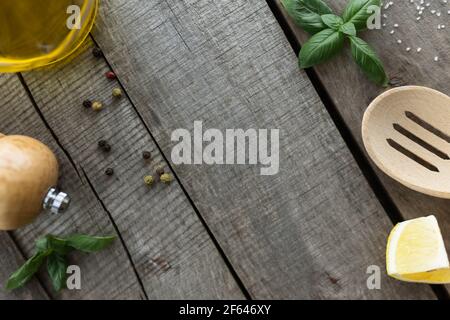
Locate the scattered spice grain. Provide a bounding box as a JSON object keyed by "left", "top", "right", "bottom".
{"left": 160, "top": 173, "right": 173, "bottom": 184}
{"left": 105, "top": 71, "right": 116, "bottom": 80}
{"left": 144, "top": 175, "right": 154, "bottom": 186}
{"left": 112, "top": 88, "right": 123, "bottom": 98}
{"left": 83, "top": 100, "right": 92, "bottom": 108}
{"left": 142, "top": 151, "right": 152, "bottom": 160}
{"left": 92, "top": 47, "right": 103, "bottom": 58}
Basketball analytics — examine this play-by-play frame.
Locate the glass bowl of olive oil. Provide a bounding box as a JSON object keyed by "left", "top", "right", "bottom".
{"left": 0, "top": 0, "right": 98, "bottom": 73}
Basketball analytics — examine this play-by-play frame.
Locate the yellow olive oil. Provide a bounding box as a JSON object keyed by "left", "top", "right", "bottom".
{"left": 0, "top": 0, "right": 98, "bottom": 72}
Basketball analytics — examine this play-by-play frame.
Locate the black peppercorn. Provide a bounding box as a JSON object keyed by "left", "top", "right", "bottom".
{"left": 83, "top": 100, "right": 92, "bottom": 108}
{"left": 105, "top": 168, "right": 114, "bottom": 176}
{"left": 98, "top": 140, "right": 107, "bottom": 148}
{"left": 142, "top": 151, "right": 151, "bottom": 160}
{"left": 92, "top": 47, "right": 103, "bottom": 58}
{"left": 98, "top": 140, "right": 111, "bottom": 152}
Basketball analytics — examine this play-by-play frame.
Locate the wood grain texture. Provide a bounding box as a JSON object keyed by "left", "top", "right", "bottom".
{"left": 275, "top": 0, "right": 450, "bottom": 293}
{"left": 0, "top": 233, "right": 48, "bottom": 300}
{"left": 90, "top": 0, "right": 435, "bottom": 298}
{"left": 0, "top": 73, "right": 145, "bottom": 299}
{"left": 19, "top": 39, "right": 244, "bottom": 300}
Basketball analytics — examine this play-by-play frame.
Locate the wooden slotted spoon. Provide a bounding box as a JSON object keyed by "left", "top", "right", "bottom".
{"left": 362, "top": 86, "right": 450, "bottom": 199}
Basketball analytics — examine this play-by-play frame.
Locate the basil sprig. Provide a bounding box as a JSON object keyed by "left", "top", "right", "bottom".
{"left": 282, "top": 0, "right": 388, "bottom": 86}
{"left": 6, "top": 234, "right": 115, "bottom": 291}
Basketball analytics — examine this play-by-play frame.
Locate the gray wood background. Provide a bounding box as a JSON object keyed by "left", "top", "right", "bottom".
{"left": 0, "top": 0, "right": 441, "bottom": 299}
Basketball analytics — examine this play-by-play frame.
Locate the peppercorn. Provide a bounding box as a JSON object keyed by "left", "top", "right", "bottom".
{"left": 98, "top": 140, "right": 107, "bottom": 148}
{"left": 144, "top": 175, "right": 154, "bottom": 186}
{"left": 105, "top": 168, "right": 114, "bottom": 176}
{"left": 92, "top": 101, "right": 103, "bottom": 111}
{"left": 112, "top": 88, "right": 123, "bottom": 98}
{"left": 98, "top": 140, "right": 111, "bottom": 152}
{"left": 142, "top": 151, "right": 151, "bottom": 160}
{"left": 105, "top": 71, "right": 116, "bottom": 80}
{"left": 92, "top": 47, "right": 103, "bottom": 58}
{"left": 83, "top": 100, "right": 92, "bottom": 108}
{"left": 155, "top": 166, "right": 165, "bottom": 176}
{"left": 160, "top": 173, "right": 173, "bottom": 184}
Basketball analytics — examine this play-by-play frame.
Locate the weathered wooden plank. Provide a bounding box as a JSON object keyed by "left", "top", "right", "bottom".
{"left": 0, "top": 233, "right": 49, "bottom": 300}
{"left": 91, "top": 0, "right": 435, "bottom": 298}
{"left": 19, "top": 39, "right": 244, "bottom": 300}
{"left": 0, "top": 73, "right": 145, "bottom": 299}
{"left": 274, "top": 0, "right": 450, "bottom": 293}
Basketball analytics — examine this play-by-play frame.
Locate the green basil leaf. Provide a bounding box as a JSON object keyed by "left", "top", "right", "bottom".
{"left": 66, "top": 235, "right": 116, "bottom": 253}
{"left": 342, "top": 0, "right": 381, "bottom": 30}
{"left": 47, "top": 253, "right": 68, "bottom": 291}
{"left": 36, "top": 235, "right": 71, "bottom": 255}
{"left": 321, "top": 14, "right": 343, "bottom": 30}
{"left": 299, "top": 28, "right": 344, "bottom": 68}
{"left": 6, "top": 250, "right": 50, "bottom": 290}
{"left": 349, "top": 36, "right": 389, "bottom": 86}
{"left": 282, "top": 0, "right": 333, "bottom": 34}
{"left": 340, "top": 22, "right": 356, "bottom": 36}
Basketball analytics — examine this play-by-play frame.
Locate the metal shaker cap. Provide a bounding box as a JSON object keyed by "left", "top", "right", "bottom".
{"left": 43, "top": 187, "right": 71, "bottom": 214}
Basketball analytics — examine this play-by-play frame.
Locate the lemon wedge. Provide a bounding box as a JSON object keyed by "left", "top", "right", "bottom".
{"left": 386, "top": 215, "right": 450, "bottom": 284}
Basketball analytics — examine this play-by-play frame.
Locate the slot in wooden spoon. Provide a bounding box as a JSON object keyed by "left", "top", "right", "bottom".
{"left": 362, "top": 86, "right": 450, "bottom": 199}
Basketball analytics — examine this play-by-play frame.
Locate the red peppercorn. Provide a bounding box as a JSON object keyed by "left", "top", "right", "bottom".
{"left": 105, "top": 71, "right": 116, "bottom": 80}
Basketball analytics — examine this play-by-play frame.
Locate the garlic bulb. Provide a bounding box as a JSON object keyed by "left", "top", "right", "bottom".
{"left": 0, "top": 134, "right": 70, "bottom": 230}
